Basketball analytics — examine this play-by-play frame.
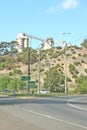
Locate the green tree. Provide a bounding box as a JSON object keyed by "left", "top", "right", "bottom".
{"left": 0, "top": 76, "right": 11, "bottom": 91}
{"left": 75, "top": 75, "right": 87, "bottom": 94}
{"left": 44, "top": 67, "right": 64, "bottom": 93}
{"left": 0, "top": 76, "right": 25, "bottom": 93}
{"left": 0, "top": 42, "right": 9, "bottom": 55}
{"left": 17, "top": 48, "right": 37, "bottom": 64}
{"left": 9, "top": 41, "right": 18, "bottom": 55}
{"left": 7, "top": 77, "right": 25, "bottom": 92}
{"left": 81, "top": 39, "right": 87, "bottom": 48}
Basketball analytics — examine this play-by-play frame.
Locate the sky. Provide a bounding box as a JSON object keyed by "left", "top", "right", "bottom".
{"left": 0, "top": 0, "right": 87, "bottom": 48}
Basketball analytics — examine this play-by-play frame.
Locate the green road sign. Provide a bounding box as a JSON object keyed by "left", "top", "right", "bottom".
{"left": 21, "top": 76, "right": 30, "bottom": 81}
{"left": 28, "top": 81, "right": 36, "bottom": 87}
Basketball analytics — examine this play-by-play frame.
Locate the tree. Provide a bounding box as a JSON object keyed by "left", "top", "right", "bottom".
{"left": 7, "top": 77, "right": 25, "bottom": 93}
{"left": 0, "top": 76, "right": 11, "bottom": 91}
{"left": 17, "top": 48, "right": 38, "bottom": 64}
{"left": 81, "top": 39, "right": 87, "bottom": 48}
{"left": 9, "top": 41, "right": 18, "bottom": 55}
{"left": 44, "top": 67, "right": 65, "bottom": 93}
{"left": 75, "top": 75, "right": 87, "bottom": 94}
{"left": 0, "top": 76, "right": 26, "bottom": 93}
{"left": 0, "top": 42, "right": 9, "bottom": 55}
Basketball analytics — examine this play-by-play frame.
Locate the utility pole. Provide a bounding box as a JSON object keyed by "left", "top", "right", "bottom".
{"left": 26, "top": 37, "right": 30, "bottom": 94}
{"left": 63, "top": 32, "right": 70, "bottom": 94}
{"left": 26, "top": 34, "right": 45, "bottom": 94}
{"left": 37, "top": 44, "right": 44, "bottom": 94}
{"left": 38, "top": 49, "right": 41, "bottom": 94}
{"left": 47, "top": 63, "right": 50, "bottom": 92}
{"left": 64, "top": 42, "right": 67, "bottom": 94}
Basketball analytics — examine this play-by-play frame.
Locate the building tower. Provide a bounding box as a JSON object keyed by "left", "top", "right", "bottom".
{"left": 16, "top": 32, "right": 28, "bottom": 53}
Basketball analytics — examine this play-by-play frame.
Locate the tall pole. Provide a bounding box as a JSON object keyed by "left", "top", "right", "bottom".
{"left": 63, "top": 33, "right": 70, "bottom": 94}
{"left": 47, "top": 63, "right": 50, "bottom": 92}
{"left": 64, "top": 43, "right": 67, "bottom": 94}
{"left": 38, "top": 49, "right": 41, "bottom": 94}
{"left": 37, "top": 44, "right": 44, "bottom": 94}
{"left": 27, "top": 38, "right": 30, "bottom": 94}
{"left": 28, "top": 38, "right": 30, "bottom": 77}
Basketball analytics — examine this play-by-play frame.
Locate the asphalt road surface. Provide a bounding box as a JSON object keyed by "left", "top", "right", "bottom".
{"left": 0, "top": 95, "right": 87, "bottom": 130}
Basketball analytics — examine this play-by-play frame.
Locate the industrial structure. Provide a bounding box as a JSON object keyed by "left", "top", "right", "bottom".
{"left": 16, "top": 32, "right": 54, "bottom": 53}
{"left": 16, "top": 33, "right": 29, "bottom": 53}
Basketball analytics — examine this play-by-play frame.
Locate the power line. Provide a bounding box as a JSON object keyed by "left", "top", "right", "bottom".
{"left": 71, "top": 35, "right": 87, "bottom": 43}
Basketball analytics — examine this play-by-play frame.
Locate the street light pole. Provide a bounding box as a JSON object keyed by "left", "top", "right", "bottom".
{"left": 63, "top": 32, "right": 70, "bottom": 94}
{"left": 37, "top": 44, "right": 44, "bottom": 94}
{"left": 64, "top": 42, "right": 67, "bottom": 94}
{"left": 38, "top": 48, "right": 41, "bottom": 94}
{"left": 47, "top": 63, "right": 50, "bottom": 92}
{"left": 28, "top": 38, "right": 30, "bottom": 77}
{"left": 27, "top": 37, "right": 30, "bottom": 94}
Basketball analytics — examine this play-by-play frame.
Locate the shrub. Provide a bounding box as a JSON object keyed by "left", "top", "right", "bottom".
{"left": 75, "top": 75, "right": 87, "bottom": 94}
{"left": 67, "top": 77, "right": 72, "bottom": 82}
{"left": 9, "top": 72, "right": 13, "bottom": 76}
{"left": 69, "top": 64, "right": 76, "bottom": 74}
{"left": 52, "top": 53, "right": 59, "bottom": 58}
{"left": 81, "top": 60, "right": 85, "bottom": 63}
{"left": 13, "top": 69, "right": 22, "bottom": 75}
{"left": 72, "top": 56, "right": 76, "bottom": 59}
{"left": 74, "top": 61, "right": 81, "bottom": 66}
{"left": 84, "top": 69, "right": 87, "bottom": 73}
{"left": 78, "top": 53, "right": 81, "bottom": 57}
{"left": 32, "top": 68, "right": 37, "bottom": 72}
{"left": 83, "top": 54, "right": 87, "bottom": 58}
{"left": 40, "top": 68, "right": 44, "bottom": 72}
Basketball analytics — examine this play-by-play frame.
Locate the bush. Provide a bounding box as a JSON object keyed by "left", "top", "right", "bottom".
{"left": 77, "top": 86, "right": 87, "bottom": 94}
{"left": 74, "top": 62, "right": 81, "bottom": 66}
{"left": 13, "top": 69, "right": 22, "bottom": 75}
{"left": 69, "top": 64, "right": 75, "bottom": 74}
{"left": 84, "top": 69, "right": 87, "bottom": 73}
{"left": 9, "top": 69, "right": 22, "bottom": 76}
{"left": 76, "top": 75, "right": 87, "bottom": 94}
{"left": 0, "top": 76, "right": 26, "bottom": 93}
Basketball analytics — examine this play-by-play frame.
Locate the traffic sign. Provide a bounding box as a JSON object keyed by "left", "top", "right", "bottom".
{"left": 28, "top": 81, "right": 36, "bottom": 87}
{"left": 21, "top": 76, "right": 30, "bottom": 81}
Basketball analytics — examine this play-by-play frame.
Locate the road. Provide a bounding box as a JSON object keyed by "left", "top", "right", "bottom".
{"left": 0, "top": 95, "right": 87, "bottom": 130}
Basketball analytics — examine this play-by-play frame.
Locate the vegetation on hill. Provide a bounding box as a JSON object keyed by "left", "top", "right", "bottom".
{"left": 0, "top": 38, "right": 87, "bottom": 94}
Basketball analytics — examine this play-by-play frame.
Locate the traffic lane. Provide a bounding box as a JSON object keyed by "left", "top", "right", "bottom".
{"left": 68, "top": 96, "right": 87, "bottom": 110}
{"left": 0, "top": 96, "right": 87, "bottom": 130}
{"left": 0, "top": 105, "right": 43, "bottom": 130}
{"left": 0, "top": 103, "right": 85, "bottom": 130}
{"left": 14, "top": 96, "right": 87, "bottom": 129}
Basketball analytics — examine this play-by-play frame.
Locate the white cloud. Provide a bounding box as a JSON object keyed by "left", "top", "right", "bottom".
{"left": 62, "top": 0, "right": 78, "bottom": 10}
{"left": 45, "top": 0, "right": 78, "bottom": 14}
{"left": 45, "top": 5, "right": 60, "bottom": 14}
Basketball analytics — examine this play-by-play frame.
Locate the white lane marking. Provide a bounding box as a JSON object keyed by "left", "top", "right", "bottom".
{"left": 67, "top": 97, "right": 87, "bottom": 111}
{"left": 15, "top": 104, "right": 87, "bottom": 129}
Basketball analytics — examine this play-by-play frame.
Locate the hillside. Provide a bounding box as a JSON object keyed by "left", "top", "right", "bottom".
{"left": 0, "top": 45, "right": 87, "bottom": 91}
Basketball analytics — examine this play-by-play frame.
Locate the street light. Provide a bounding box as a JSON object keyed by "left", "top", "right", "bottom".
{"left": 26, "top": 34, "right": 45, "bottom": 94}
{"left": 26, "top": 37, "right": 31, "bottom": 94}
{"left": 46, "top": 63, "right": 50, "bottom": 92}
{"left": 37, "top": 44, "right": 44, "bottom": 94}
{"left": 37, "top": 48, "right": 41, "bottom": 94}
{"left": 63, "top": 32, "right": 71, "bottom": 94}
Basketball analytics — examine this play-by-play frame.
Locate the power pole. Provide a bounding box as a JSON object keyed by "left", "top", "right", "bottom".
{"left": 64, "top": 42, "right": 67, "bottom": 94}
{"left": 26, "top": 38, "right": 31, "bottom": 94}
{"left": 38, "top": 49, "right": 41, "bottom": 94}
{"left": 26, "top": 34, "right": 45, "bottom": 94}
{"left": 63, "top": 32, "right": 71, "bottom": 94}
